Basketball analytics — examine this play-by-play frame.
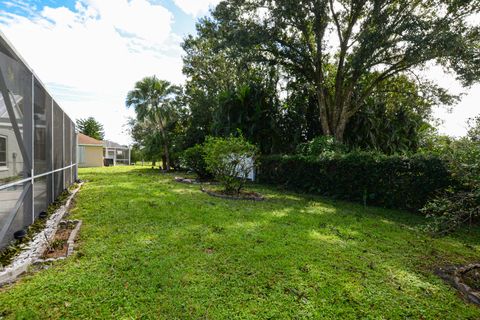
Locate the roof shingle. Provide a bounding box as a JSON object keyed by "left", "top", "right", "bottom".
{"left": 78, "top": 133, "right": 103, "bottom": 146}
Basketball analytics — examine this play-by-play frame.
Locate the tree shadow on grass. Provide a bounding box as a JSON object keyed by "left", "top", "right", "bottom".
{"left": 118, "top": 193, "right": 480, "bottom": 318}
{"left": 160, "top": 204, "right": 479, "bottom": 316}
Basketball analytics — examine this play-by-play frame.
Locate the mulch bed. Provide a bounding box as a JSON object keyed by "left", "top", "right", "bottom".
{"left": 42, "top": 221, "right": 79, "bottom": 259}
{"left": 174, "top": 177, "right": 201, "bottom": 185}
{"left": 174, "top": 177, "right": 219, "bottom": 185}
{"left": 201, "top": 187, "right": 265, "bottom": 201}
{"left": 436, "top": 264, "right": 480, "bottom": 306}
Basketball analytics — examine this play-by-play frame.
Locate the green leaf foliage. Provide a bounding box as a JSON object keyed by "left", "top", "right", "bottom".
{"left": 203, "top": 135, "right": 258, "bottom": 194}
{"left": 258, "top": 153, "right": 451, "bottom": 211}
{"left": 213, "top": 83, "right": 283, "bottom": 154}
{"left": 421, "top": 137, "right": 480, "bottom": 235}
{"left": 180, "top": 144, "right": 212, "bottom": 181}
{"left": 422, "top": 188, "right": 480, "bottom": 236}
{"left": 181, "top": 1, "right": 468, "bottom": 152}
{"left": 126, "top": 76, "right": 182, "bottom": 170}
{"left": 76, "top": 117, "right": 105, "bottom": 141}
{"left": 205, "top": 0, "right": 480, "bottom": 140}
{"left": 296, "top": 136, "right": 347, "bottom": 157}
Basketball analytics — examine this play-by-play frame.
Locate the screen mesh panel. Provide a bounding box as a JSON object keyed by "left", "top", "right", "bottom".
{"left": 0, "top": 33, "right": 77, "bottom": 250}
{"left": 34, "top": 78, "right": 51, "bottom": 175}
{"left": 54, "top": 170, "right": 63, "bottom": 199}
{"left": 0, "top": 50, "right": 32, "bottom": 186}
{"left": 34, "top": 176, "right": 47, "bottom": 219}
{"left": 0, "top": 183, "right": 28, "bottom": 248}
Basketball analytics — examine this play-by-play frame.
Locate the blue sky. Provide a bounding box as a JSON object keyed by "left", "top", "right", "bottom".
{"left": 0, "top": 0, "right": 219, "bottom": 144}
{"left": 0, "top": 0, "right": 198, "bottom": 36}
{"left": 0, "top": 0, "right": 478, "bottom": 144}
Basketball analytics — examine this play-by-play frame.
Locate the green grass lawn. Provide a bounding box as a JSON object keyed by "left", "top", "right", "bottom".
{"left": 1, "top": 166, "right": 480, "bottom": 319}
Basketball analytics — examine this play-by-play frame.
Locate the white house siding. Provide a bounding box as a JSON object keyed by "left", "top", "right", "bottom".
{"left": 0, "top": 123, "right": 23, "bottom": 182}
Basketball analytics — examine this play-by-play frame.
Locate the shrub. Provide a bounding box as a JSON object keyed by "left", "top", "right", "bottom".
{"left": 258, "top": 152, "right": 451, "bottom": 211}
{"left": 296, "top": 136, "right": 347, "bottom": 157}
{"left": 421, "top": 138, "right": 480, "bottom": 234}
{"left": 422, "top": 188, "right": 480, "bottom": 236}
{"left": 203, "top": 135, "right": 258, "bottom": 194}
{"left": 180, "top": 144, "right": 212, "bottom": 180}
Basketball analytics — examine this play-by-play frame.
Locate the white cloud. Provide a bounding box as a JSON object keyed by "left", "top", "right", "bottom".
{"left": 78, "top": 0, "right": 174, "bottom": 45}
{"left": 0, "top": 0, "right": 184, "bottom": 145}
{"left": 172, "top": 0, "right": 220, "bottom": 16}
{"left": 421, "top": 64, "right": 479, "bottom": 137}
{"left": 433, "top": 87, "right": 480, "bottom": 138}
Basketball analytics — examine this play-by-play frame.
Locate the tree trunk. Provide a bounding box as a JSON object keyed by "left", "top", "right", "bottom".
{"left": 317, "top": 102, "right": 351, "bottom": 143}
{"left": 333, "top": 89, "right": 354, "bottom": 143}
{"left": 316, "top": 85, "right": 353, "bottom": 143}
{"left": 334, "top": 114, "right": 349, "bottom": 143}
{"left": 162, "top": 155, "right": 167, "bottom": 170}
{"left": 159, "top": 125, "right": 171, "bottom": 171}
{"left": 316, "top": 87, "right": 331, "bottom": 136}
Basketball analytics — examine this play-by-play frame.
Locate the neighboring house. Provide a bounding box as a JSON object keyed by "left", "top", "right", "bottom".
{"left": 77, "top": 134, "right": 131, "bottom": 167}
{"left": 77, "top": 133, "right": 103, "bottom": 168}
{"left": 103, "top": 140, "right": 130, "bottom": 166}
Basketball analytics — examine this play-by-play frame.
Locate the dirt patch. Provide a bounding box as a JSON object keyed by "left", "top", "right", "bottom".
{"left": 201, "top": 187, "right": 265, "bottom": 201}
{"left": 204, "top": 248, "right": 215, "bottom": 254}
{"left": 42, "top": 221, "right": 79, "bottom": 260}
{"left": 43, "top": 230, "right": 68, "bottom": 259}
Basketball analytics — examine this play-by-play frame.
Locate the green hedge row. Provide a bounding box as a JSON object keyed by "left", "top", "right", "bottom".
{"left": 257, "top": 153, "right": 452, "bottom": 211}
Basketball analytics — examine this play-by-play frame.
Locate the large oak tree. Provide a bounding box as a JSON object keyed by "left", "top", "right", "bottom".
{"left": 209, "top": 0, "right": 480, "bottom": 141}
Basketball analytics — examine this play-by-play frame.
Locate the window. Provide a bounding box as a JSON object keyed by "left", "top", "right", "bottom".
{"left": 0, "top": 136, "right": 6, "bottom": 167}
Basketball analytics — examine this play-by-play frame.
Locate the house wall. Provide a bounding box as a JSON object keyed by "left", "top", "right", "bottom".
{"left": 0, "top": 126, "right": 23, "bottom": 181}
{"left": 78, "top": 145, "right": 103, "bottom": 168}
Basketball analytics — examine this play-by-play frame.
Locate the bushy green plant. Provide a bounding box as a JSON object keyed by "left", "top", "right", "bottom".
{"left": 422, "top": 188, "right": 480, "bottom": 236}
{"left": 421, "top": 138, "right": 480, "bottom": 235}
{"left": 258, "top": 152, "right": 451, "bottom": 211}
{"left": 203, "top": 135, "right": 258, "bottom": 194}
{"left": 296, "top": 136, "right": 347, "bottom": 158}
{"left": 180, "top": 144, "right": 212, "bottom": 180}
{"left": 421, "top": 138, "right": 479, "bottom": 187}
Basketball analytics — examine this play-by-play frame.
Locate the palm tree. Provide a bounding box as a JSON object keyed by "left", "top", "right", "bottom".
{"left": 126, "top": 76, "right": 179, "bottom": 171}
